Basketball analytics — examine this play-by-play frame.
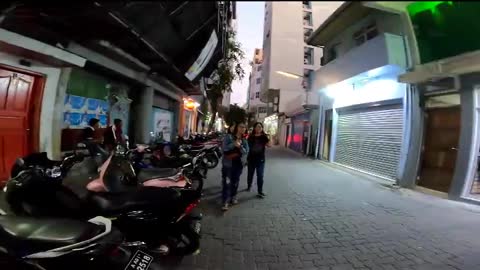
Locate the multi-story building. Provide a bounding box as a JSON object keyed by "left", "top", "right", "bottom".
{"left": 362, "top": 1, "right": 480, "bottom": 205}
{"left": 308, "top": 1, "right": 480, "bottom": 205}
{"left": 308, "top": 1, "right": 409, "bottom": 184}
{"left": 246, "top": 49, "right": 267, "bottom": 123}
{"left": 260, "top": 1, "right": 343, "bottom": 151}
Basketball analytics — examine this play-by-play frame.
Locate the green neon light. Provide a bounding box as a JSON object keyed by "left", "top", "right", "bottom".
{"left": 407, "top": 1, "right": 453, "bottom": 17}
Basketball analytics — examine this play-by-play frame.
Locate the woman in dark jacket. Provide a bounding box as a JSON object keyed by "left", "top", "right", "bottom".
{"left": 247, "top": 122, "right": 271, "bottom": 198}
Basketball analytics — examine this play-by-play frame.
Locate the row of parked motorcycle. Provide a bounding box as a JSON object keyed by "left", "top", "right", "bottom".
{"left": 0, "top": 133, "right": 224, "bottom": 270}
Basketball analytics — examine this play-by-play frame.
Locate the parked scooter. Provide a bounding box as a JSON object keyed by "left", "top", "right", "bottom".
{"left": 5, "top": 152, "right": 202, "bottom": 256}
{"left": 0, "top": 212, "right": 163, "bottom": 270}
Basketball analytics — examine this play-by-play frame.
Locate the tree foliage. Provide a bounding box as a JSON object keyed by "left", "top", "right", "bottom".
{"left": 206, "top": 30, "right": 245, "bottom": 131}
{"left": 224, "top": 104, "right": 247, "bottom": 127}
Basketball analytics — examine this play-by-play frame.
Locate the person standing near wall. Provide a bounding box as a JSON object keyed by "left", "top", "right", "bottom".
{"left": 221, "top": 122, "right": 249, "bottom": 211}
{"left": 247, "top": 122, "right": 271, "bottom": 198}
{"left": 103, "top": 118, "right": 125, "bottom": 151}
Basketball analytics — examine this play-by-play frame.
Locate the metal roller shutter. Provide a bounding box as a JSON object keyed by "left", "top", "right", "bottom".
{"left": 334, "top": 104, "right": 404, "bottom": 180}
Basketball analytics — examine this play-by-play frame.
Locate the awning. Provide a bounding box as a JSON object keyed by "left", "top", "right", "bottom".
{"left": 0, "top": 1, "right": 228, "bottom": 94}
{"left": 398, "top": 50, "right": 480, "bottom": 84}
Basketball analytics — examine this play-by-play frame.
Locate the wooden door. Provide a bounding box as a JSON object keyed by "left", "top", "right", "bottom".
{"left": 418, "top": 107, "right": 461, "bottom": 192}
{"left": 0, "top": 69, "right": 35, "bottom": 182}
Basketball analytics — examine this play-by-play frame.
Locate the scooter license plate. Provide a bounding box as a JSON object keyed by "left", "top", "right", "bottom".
{"left": 193, "top": 221, "right": 201, "bottom": 234}
{"left": 124, "top": 250, "right": 154, "bottom": 270}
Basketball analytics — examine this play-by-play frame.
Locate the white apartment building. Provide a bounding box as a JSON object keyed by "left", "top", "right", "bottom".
{"left": 260, "top": 1, "right": 343, "bottom": 148}
{"left": 247, "top": 48, "right": 267, "bottom": 122}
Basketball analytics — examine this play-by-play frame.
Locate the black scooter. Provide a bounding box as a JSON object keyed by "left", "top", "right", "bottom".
{"left": 5, "top": 152, "right": 202, "bottom": 256}
{"left": 0, "top": 212, "right": 162, "bottom": 270}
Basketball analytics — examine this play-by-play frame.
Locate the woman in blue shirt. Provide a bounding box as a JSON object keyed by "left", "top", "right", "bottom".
{"left": 221, "top": 122, "right": 249, "bottom": 211}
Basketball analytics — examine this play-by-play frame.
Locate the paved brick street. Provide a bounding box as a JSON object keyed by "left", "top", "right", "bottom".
{"left": 159, "top": 147, "right": 480, "bottom": 270}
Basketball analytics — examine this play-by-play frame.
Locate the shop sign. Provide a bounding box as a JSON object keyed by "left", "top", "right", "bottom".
{"left": 185, "top": 30, "right": 218, "bottom": 81}
{"left": 183, "top": 98, "right": 199, "bottom": 111}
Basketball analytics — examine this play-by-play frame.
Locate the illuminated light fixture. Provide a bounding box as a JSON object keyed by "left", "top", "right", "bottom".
{"left": 183, "top": 98, "right": 199, "bottom": 111}
{"left": 276, "top": 71, "right": 303, "bottom": 79}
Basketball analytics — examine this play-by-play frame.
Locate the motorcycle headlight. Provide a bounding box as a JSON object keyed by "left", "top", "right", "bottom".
{"left": 192, "top": 156, "right": 199, "bottom": 164}
{"left": 115, "top": 145, "right": 127, "bottom": 155}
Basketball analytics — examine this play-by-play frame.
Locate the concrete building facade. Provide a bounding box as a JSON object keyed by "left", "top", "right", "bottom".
{"left": 246, "top": 49, "right": 267, "bottom": 123}
{"left": 260, "top": 1, "right": 343, "bottom": 150}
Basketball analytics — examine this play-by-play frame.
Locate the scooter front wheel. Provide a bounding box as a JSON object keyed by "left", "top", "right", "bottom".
{"left": 164, "top": 223, "right": 200, "bottom": 256}
{"left": 205, "top": 152, "right": 219, "bottom": 169}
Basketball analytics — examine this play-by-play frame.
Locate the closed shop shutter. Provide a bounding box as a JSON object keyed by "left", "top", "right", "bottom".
{"left": 334, "top": 104, "right": 403, "bottom": 180}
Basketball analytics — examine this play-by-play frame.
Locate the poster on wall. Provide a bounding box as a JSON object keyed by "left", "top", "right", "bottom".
{"left": 152, "top": 107, "right": 173, "bottom": 142}
{"left": 63, "top": 94, "right": 109, "bottom": 129}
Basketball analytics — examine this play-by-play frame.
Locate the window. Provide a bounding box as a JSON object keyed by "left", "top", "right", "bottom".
{"left": 304, "top": 47, "right": 314, "bottom": 65}
{"left": 256, "top": 78, "right": 262, "bottom": 84}
{"left": 327, "top": 44, "right": 340, "bottom": 63}
{"left": 303, "top": 69, "right": 313, "bottom": 90}
{"left": 266, "top": 30, "right": 270, "bottom": 38}
{"left": 303, "top": 1, "right": 311, "bottom": 9}
{"left": 258, "top": 107, "right": 267, "bottom": 114}
{"left": 255, "top": 92, "right": 260, "bottom": 98}
{"left": 303, "top": 11, "right": 313, "bottom": 27}
{"left": 257, "top": 65, "right": 262, "bottom": 71}
{"left": 353, "top": 23, "right": 378, "bottom": 46}
{"left": 255, "top": 49, "right": 260, "bottom": 55}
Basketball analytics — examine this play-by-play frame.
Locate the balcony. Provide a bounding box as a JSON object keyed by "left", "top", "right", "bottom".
{"left": 312, "top": 33, "right": 407, "bottom": 91}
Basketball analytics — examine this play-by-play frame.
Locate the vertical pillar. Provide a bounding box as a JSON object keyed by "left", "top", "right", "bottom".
{"left": 134, "top": 86, "right": 154, "bottom": 144}
{"left": 450, "top": 73, "right": 480, "bottom": 200}
{"left": 398, "top": 85, "right": 423, "bottom": 188}
{"left": 51, "top": 67, "right": 72, "bottom": 159}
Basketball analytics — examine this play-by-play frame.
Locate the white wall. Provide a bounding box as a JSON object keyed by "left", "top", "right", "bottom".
{"left": 0, "top": 53, "right": 63, "bottom": 158}
{"left": 323, "top": 10, "right": 403, "bottom": 64}
{"left": 262, "top": 2, "right": 341, "bottom": 113}
{"left": 323, "top": 74, "right": 406, "bottom": 110}
{"left": 248, "top": 63, "right": 265, "bottom": 108}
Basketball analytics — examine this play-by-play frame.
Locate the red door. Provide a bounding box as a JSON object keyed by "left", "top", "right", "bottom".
{"left": 0, "top": 69, "right": 35, "bottom": 183}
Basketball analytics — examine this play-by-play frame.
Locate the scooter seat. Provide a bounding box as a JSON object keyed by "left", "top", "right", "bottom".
{"left": 0, "top": 215, "right": 103, "bottom": 256}
{"left": 88, "top": 188, "right": 182, "bottom": 214}
{"left": 137, "top": 168, "right": 180, "bottom": 182}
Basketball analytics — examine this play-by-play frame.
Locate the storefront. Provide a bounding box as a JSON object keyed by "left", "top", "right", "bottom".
{"left": 394, "top": 1, "right": 480, "bottom": 204}
{"left": 318, "top": 67, "right": 408, "bottom": 181}
{"left": 289, "top": 112, "right": 311, "bottom": 154}
{"left": 61, "top": 68, "right": 133, "bottom": 151}
{"left": 152, "top": 92, "right": 179, "bottom": 142}
{"left": 264, "top": 114, "right": 279, "bottom": 145}
{"left": 181, "top": 98, "right": 200, "bottom": 138}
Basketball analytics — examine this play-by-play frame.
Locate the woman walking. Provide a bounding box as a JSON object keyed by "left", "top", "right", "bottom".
{"left": 221, "top": 122, "right": 249, "bottom": 211}
{"left": 247, "top": 122, "right": 271, "bottom": 198}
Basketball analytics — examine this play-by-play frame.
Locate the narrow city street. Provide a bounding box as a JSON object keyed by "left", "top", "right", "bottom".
{"left": 161, "top": 147, "right": 480, "bottom": 270}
